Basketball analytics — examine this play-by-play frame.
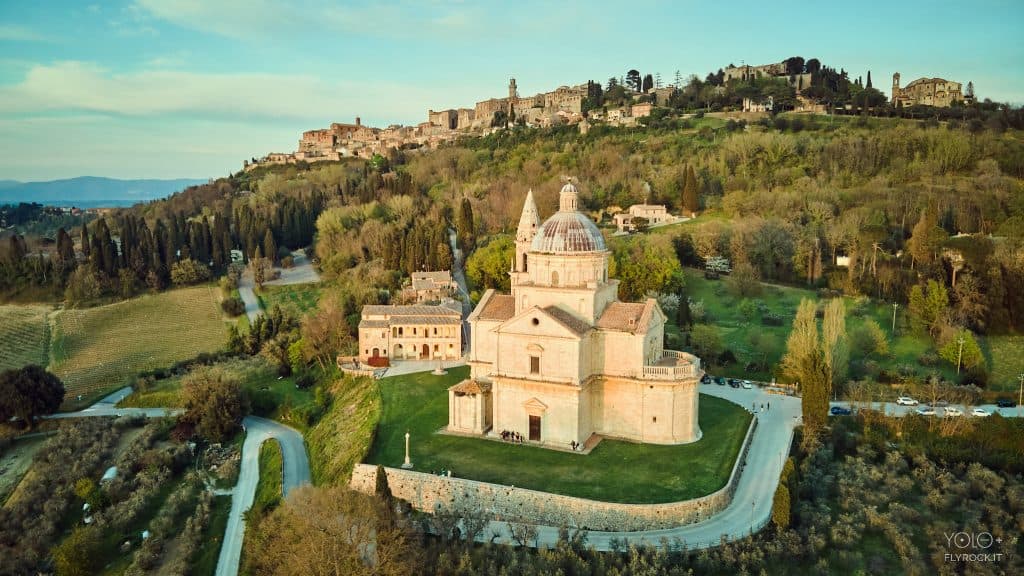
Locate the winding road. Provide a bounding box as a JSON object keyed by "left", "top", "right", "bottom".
{"left": 51, "top": 390, "right": 311, "bottom": 576}
{"left": 50, "top": 375, "right": 1021, "bottom": 562}
{"left": 215, "top": 416, "right": 310, "bottom": 576}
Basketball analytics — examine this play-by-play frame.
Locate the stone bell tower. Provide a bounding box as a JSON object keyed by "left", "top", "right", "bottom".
{"left": 511, "top": 189, "right": 540, "bottom": 286}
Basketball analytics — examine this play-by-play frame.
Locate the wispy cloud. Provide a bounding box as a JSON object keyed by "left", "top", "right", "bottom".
{"left": 0, "top": 60, "right": 444, "bottom": 123}
{"left": 0, "top": 25, "right": 55, "bottom": 43}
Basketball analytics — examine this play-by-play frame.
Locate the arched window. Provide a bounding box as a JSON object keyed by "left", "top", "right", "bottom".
{"left": 522, "top": 253, "right": 528, "bottom": 272}
{"left": 551, "top": 271, "right": 559, "bottom": 286}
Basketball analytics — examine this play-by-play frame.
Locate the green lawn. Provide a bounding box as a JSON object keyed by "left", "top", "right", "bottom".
{"left": 673, "top": 268, "right": 960, "bottom": 386}
{"left": 253, "top": 439, "right": 283, "bottom": 512}
{"left": 117, "top": 358, "right": 316, "bottom": 431}
{"left": 364, "top": 366, "right": 752, "bottom": 504}
{"left": 258, "top": 283, "right": 322, "bottom": 317}
{"left": 192, "top": 495, "right": 232, "bottom": 576}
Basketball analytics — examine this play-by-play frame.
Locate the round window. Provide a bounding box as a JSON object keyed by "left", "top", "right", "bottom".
{"left": 531, "top": 318, "right": 539, "bottom": 326}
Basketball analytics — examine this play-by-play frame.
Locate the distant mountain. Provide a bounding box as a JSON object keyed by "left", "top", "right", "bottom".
{"left": 0, "top": 176, "right": 209, "bottom": 207}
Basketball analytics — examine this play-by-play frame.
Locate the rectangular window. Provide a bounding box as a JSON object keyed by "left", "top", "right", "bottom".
{"left": 433, "top": 327, "right": 437, "bottom": 336}
{"left": 530, "top": 356, "right": 540, "bottom": 374}
{"left": 413, "top": 327, "right": 417, "bottom": 335}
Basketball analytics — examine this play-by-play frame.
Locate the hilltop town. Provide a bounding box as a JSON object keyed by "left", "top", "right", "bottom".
{"left": 244, "top": 57, "right": 975, "bottom": 172}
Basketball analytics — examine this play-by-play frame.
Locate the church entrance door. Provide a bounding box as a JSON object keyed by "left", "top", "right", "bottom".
{"left": 528, "top": 415, "right": 541, "bottom": 442}
{"left": 420, "top": 344, "right": 429, "bottom": 359}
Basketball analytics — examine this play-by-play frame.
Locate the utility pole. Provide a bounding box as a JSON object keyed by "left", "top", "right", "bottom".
{"left": 1018, "top": 373, "right": 1023, "bottom": 418}
{"left": 956, "top": 333, "right": 965, "bottom": 375}
{"left": 891, "top": 303, "right": 898, "bottom": 335}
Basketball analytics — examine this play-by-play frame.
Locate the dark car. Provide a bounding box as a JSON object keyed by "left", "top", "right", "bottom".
{"left": 728, "top": 379, "right": 741, "bottom": 388}
{"left": 701, "top": 374, "right": 712, "bottom": 384}
{"left": 716, "top": 377, "right": 726, "bottom": 385}
{"left": 830, "top": 406, "right": 852, "bottom": 416}
{"left": 996, "top": 398, "right": 1017, "bottom": 408}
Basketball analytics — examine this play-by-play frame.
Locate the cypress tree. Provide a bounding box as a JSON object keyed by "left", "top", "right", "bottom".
{"left": 80, "top": 223, "right": 90, "bottom": 258}
{"left": 263, "top": 229, "right": 278, "bottom": 265}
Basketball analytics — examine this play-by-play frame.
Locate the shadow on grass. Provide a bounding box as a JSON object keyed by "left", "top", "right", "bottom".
{"left": 365, "top": 366, "right": 751, "bottom": 504}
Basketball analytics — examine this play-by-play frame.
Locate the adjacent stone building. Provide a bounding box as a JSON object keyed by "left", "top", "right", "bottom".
{"left": 358, "top": 303, "right": 463, "bottom": 365}
{"left": 613, "top": 204, "right": 674, "bottom": 232}
{"left": 406, "top": 270, "right": 457, "bottom": 303}
{"left": 891, "top": 73, "right": 966, "bottom": 108}
{"left": 448, "top": 183, "right": 703, "bottom": 449}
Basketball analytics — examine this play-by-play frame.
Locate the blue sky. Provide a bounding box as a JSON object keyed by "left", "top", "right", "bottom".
{"left": 1, "top": 0, "right": 1021, "bottom": 181}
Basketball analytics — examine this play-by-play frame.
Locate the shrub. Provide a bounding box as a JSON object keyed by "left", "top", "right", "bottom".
{"left": 221, "top": 297, "right": 246, "bottom": 317}
{"left": 170, "top": 259, "right": 212, "bottom": 286}
{"left": 771, "top": 483, "right": 791, "bottom": 529}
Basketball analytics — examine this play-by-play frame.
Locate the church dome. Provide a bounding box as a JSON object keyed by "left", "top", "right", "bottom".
{"left": 530, "top": 181, "right": 606, "bottom": 253}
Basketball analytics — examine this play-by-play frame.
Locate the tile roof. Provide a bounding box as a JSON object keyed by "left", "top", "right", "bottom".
{"left": 449, "top": 379, "right": 492, "bottom": 394}
{"left": 362, "top": 304, "right": 461, "bottom": 317}
{"left": 411, "top": 270, "right": 453, "bottom": 291}
{"left": 542, "top": 305, "right": 592, "bottom": 336}
{"left": 596, "top": 300, "right": 657, "bottom": 333}
{"left": 478, "top": 294, "right": 515, "bottom": 321}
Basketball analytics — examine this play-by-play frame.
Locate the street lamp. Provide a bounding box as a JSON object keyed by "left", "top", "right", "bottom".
{"left": 891, "top": 303, "right": 898, "bottom": 335}
{"left": 402, "top": 430, "right": 413, "bottom": 469}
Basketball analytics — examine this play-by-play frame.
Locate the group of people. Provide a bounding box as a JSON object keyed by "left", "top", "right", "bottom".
{"left": 499, "top": 430, "right": 524, "bottom": 443}
{"left": 751, "top": 402, "right": 771, "bottom": 412}
{"left": 569, "top": 440, "right": 582, "bottom": 451}
{"left": 431, "top": 469, "right": 453, "bottom": 477}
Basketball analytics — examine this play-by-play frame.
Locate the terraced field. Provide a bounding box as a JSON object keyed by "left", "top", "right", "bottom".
{"left": 0, "top": 305, "right": 50, "bottom": 372}
{"left": 50, "top": 286, "right": 227, "bottom": 408}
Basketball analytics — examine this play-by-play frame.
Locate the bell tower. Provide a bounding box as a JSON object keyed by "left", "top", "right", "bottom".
{"left": 892, "top": 72, "right": 901, "bottom": 104}
{"left": 512, "top": 189, "right": 539, "bottom": 283}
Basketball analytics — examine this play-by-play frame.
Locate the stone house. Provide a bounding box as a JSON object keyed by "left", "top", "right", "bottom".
{"left": 613, "top": 204, "right": 673, "bottom": 232}
{"left": 406, "top": 270, "right": 458, "bottom": 303}
{"left": 891, "top": 73, "right": 966, "bottom": 108}
{"left": 358, "top": 303, "right": 463, "bottom": 365}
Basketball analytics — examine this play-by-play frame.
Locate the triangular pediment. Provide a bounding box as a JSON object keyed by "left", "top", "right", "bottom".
{"left": 523, "top": 397, "right": 548, "bottom": 414}
{"left": 497, "top": 305, "right": 586, "bottom": 340}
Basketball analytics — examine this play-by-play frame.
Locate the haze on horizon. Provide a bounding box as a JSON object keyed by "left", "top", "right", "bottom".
{"left": 1, "top": 0, "right": 1021, "bottom": 182}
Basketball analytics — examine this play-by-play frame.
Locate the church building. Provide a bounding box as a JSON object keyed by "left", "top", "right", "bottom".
{"left": 447, "top": 181, "right": 703, "bottom": 449}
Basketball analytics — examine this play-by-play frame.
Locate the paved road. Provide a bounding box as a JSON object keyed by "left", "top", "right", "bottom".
{"left": 237, "top": 270, "right": 263, "bottom": 323}
{"left": 264, "top": 250, "right": 321, "bottom": 286}
{"left": 466, "top": 385, "right": 1024, "bottom": 551}
{"left": 47, "top": 386, "right": 182, "bottom": 419}
{"left": 830, "top": 399, "right": 1022, "bottom": 418}
{"left": 215, "top": 416, "right": 311, "bottom": 576}
{"left": 472, "top": 384, "right": 800, "bottom": 550}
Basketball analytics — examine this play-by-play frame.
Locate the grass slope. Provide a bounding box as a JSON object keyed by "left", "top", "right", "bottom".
{"left": 192, "top": 495, "right": 231, "bottom": 576}
{"left": 307, "top": 374, "right": 381, "bottom": 486}
{"left": 0, "top": 304, "right": 50, "bottom": 371}
{"left": 50, "top": 286, "right": 227, "bottom": 409}
{"left": 258, "top": 284, "right": 322, "bottom": 317}
{"left": 675, "top": 268, "right": 960, "bottom": 385}
{"left": 253, "top": 440, "right": 283, "bottom": 512}
{"left": 365, "top": 366, "right": 751, "bottom": 503}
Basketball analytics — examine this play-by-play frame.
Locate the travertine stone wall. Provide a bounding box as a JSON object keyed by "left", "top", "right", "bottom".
{"left": 351, "top": 415, "right": 757, "bottom": 531}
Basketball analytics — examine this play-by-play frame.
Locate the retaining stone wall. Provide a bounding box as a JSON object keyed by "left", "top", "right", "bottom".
{"left": 351, "top": 415, "right": 757, "bottom": 531}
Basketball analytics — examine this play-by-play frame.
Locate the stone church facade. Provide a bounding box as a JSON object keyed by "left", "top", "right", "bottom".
{"left": 448, "top": 182, "right": 703, "bottom": 450}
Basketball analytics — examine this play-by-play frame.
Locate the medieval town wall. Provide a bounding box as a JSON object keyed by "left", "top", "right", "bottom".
{"left": 350, "top": 414, "right": 757, "bottom": 531}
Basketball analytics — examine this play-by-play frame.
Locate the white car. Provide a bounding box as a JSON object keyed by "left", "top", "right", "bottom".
{"left": 915, "top": 407, "right": 936, "bottom": 416}
{"left": 943, "top": 407, "right": 963, "bottom": 417}
{"left": 971, "top": 408, "right": 991, "bottom": 417}
{"left": 896, "top": 396, "right": 919, "bottom": 406}
{"left": 741, "top": 380, "right": 753, "bottom": 389}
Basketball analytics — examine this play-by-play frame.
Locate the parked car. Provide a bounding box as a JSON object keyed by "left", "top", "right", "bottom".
{"left": 716, "top": 377, "right": 726, "bottom": 386}
{"left": 728, "top": 379, "right": 741, "bottom": 388}
{"left": 996, "top": 398, "right": 1017, "bottom": 408}
{"left": 830, "top": 406, "right": 852, "bottom": 416}
{"left": 741, "top": 380, "right": 753, "bottom": 389}
{"left": 915, "top": 407, "right": 936, "bottom": 416}
{"left": 943, "top": 406, "right": 963, "bottom": 417}
{"left": 971, "top": 408, "right": 991, "bottom": 417}
{"left": 896, "top": 396, "right": 919, "bottom": 406}
{"left": 701, "top": 374, "right": 712, "bottom": 384}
